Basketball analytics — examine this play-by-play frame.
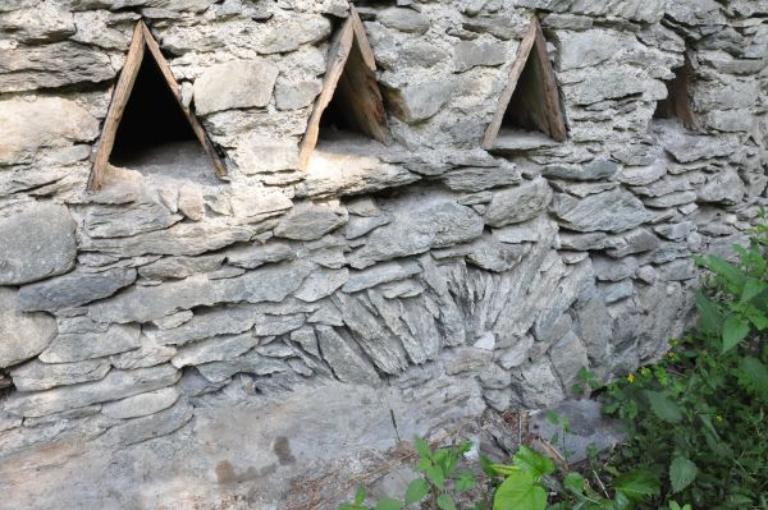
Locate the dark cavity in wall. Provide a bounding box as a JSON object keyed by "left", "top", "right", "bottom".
{"left": 109, "top": 54, "right": 202, "bottom": 168}
{"left": 653, "top": 54, "right": 695, "bottom": 129}
{"left": 502, "top": 51, "right": 551, "bottom": 135}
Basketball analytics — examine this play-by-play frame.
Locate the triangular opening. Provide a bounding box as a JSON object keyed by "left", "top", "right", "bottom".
{"left": 483, "top": 17, "right": 567, "bottom": 150}
{"left": 653, "top": 54, "right": 695, "bottom": 129}
{"left": 88, "top": 21, "right": 226, "bottom": 191}
{"left": 299, "top": 7, "right": 391, "bottom": 168}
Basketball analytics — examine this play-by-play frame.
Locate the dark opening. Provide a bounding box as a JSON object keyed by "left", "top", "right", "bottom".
{"left": 319, "top": 41, "right": 376, "bottom": 141}
{"left": 501, "top": 53, "right": 551, "bottom": 136}
{"left": 653, "top": 56, "right": 695, "bottom": 128}
{"left": 109, "top": 48, "right": 198, "bottom": 166}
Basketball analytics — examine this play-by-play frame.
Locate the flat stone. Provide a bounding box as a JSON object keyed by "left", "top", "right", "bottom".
{"left": 153, "top": 306, "right": 260, "bottom": 346}
{"left": 542, "top": 159, "right": 620, "bottom": 181}
{"left": 345, "top": 215, "right": 391, "bottom": 239}
{"left": 442, "top": 162, "right": 521, "bottom": 192}
{"left": 697, "top": 169, "right": 745, "bottom": 205}
{"left": 17, "top": 268, "right": 137, "bottom": 312}
{"left": 4, "top": 365, "right": 180, "bottom": 418}
{"left": 604, "top": 228, "right": 660, "bottom": 258}
{"left": 177, "top": 184, "right": 205, "bottom": 221}
{"left": 316, "top": 326, "right": 380, "bottom": 385}
{"left": 658, "top": 123, "right": 739, "bottom": 163}
{"left": 11, "top": 359, "right": 110, "bottom": 392}
{"left": 40, "top": 323, "right": 142, "bottom": 363}
{"left": 490, "top": 130, "right": 561, "bottom": 152}
{"left": 0, "top": 42, "right": 115, "bottom": 92}
{"left": 0, "top": 203, "right": 77, "bottom": 285}
{"left": 551, "top": 189, "right": 654, "bottom": 233}
{"left": 493, "top": 216, "right": 557, "bottom": 244}
{"left": 0, "top": 3, "right": 75, "bottom": 43}
{"left": 485, "top": 178, "right": 552, "bottom": 227}
{"left": 643, "top": 191, "right": 697, "bottom": 208}
{"left": 274, "top": 77, "right": 322, "bottom": 110}
{"left": 453, "top": 41, "right": 507, "bottom": 72}
{"left": 497, "top": 335, "right": 534, "bottom": 369}
{"left": 102, "top": 399, "right": 193, "bottom": 447}
{"left": 274, "top": 202, "right": 347, "bottom": 241}
{"left": 252, "top": 313, "right": 305, "bottom": 336}
{"left": 342, "top": 261, "right": 421, "bottom": 293}
{"left": 384, "top": 79, "right": 455, "bottom": 123}
{"left": 511, "top": 358, "right": 565, "bottom": 409}
{"left": 88, "top": 261, "right": 314, "bottom": 323}
{"left": 592, "top": 255, "right": 638, "bottom": 282}
{"left": 466, "top": 237, "right": 526, "bottom": 272}
{"left": 0, "top": 288, "right": 57, "bottom": 368}
{"left": 598, "top": 279, "right": 635, "bottom": 303}
{"left": 193, "top": 59, "right": 278, "bottom": 115}
{"left": 295, "top": 268, "right": 349, "bottom": 302}
{"left": 226, "top": 243, "right": 296, "bottom": 269}
{"left": 196, "top": 350, "right": 287, "bottom": 383}
{"left": 101, "top": 387, "right": 180, "bottom": 419}
{"left": 138, "top": 254, "right": 225, "bottom": 280}
{"left": 83, "top": 200, "right": 182, "bottom": 239}
{"left": 377, "top": 7, "right": 429, "bottom": 34}
{"left": 171, "top": 333, "right": 259, "bottom": 368}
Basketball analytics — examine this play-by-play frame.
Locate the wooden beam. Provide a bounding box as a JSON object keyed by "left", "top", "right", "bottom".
{"left": 88, "top": 20, "right": 227, "bottom": 191}
{"left": 482, "top": 16, "right": 567, "bottom": 148}
{"left": 299, "top": 8, "right": 390, "bottom": 169}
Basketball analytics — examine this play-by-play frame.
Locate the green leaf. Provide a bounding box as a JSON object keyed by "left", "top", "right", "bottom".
{"left": 455, "top": 470, "right": 476, "bottom": 493}
{"left": 736, "top": 356, "right": 768, "bottom": 402}
{"left": 493, "top": 470, "right": 547, "bottom": 510}
{"left": 699, "top": 255, "right": 745, "bottom": 289}
{"left": 425, "top": 465, "right": 445, "bottom": 490}
{"left": 670, "top": 456, "right": 698, "bottom": 493}
{"left": 740, "top": 277, "right": 766, "bottom": 303}
{"left": 644, "top": 390, "right": 683, "bottom": 424}
{"left": 436, "top": 494, "right": 457, "bottom": 510}
{"left": 512, "top": 445, "right": 555, "bottom": 479}
{"left": 614, "top": 469, "right": 660, "bottom": 502}
{"left": 563, "top": 472, "right": 585, "bottom": 494}
{"left": 695, "top": 293, "right": 723, "bottom": 337}
{"left": 414, "top": 437, "right": 431, "bottom": 459}
{"left": 722, "top": 315, "right": 750, "bottom": 352}
{"left": 404, "top": 479, "right": 429, "bottom": 505}
{"left": 480, "top": 454, "right": 497, "bottom": 477}
{"left": 355, "top": 486, "right": 366, "bottom": 505}
{"left": 490, "top": 463, "right": 519, "bottom": 476}
{"left": 375, "top": 498, "right": 403, "bottom": 510}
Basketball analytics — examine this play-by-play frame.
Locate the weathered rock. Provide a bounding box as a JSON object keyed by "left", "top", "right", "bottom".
{"left": 0, "top": 3, "right": 75, "bottom": 43}
{"left": 377, "top": 7, "right": 429, "bottom": 34}
{"left": 17, "top": 268, "right": 137, "bottom": 312}
{"left": 605, "top": 228, "right": 660, "bottom": 258}
{"left": 194, "top": 59, "right": 279, "bottom": 115}
{"left": 543, "top": 159, "right": 620, "bottom": 181}
{"left": 511, "top": 358, "right": 566, "bottom": 409}
{"left": 274, "top": 77, "right": 322, "bottom": 110}
{"left": 598, "top": 279, "right": 634, "bottom": 303}
{"left": 316, "top": 326, "right": 380, "bottom": 385}
{"left": 497, "top": 335, "right": 534, "bottom": 369}
{"left": 88, "top": 261, "right": 314, "bottom": 323}
{"left": 83, "top": 200, "right": 182, "bottom": 238}
{"left": 453, "top": 41, "right": 507, "bottom": 72}
{"left": 485, "top": 178, "right": 552, "bottom": 227}
{"left": 152, "top": 306, "right": 258, "bottom": 346}
{"left": 226, "top": 243, "right": 295, "bottom": 269}
{"left": 11, "top": 359, "right": 110, "bottom": 392}
{"left": 0, "top": 287, "right": 57, "bottom": 369}
{"left": 592, "top": 255, "right": 638, "bottom": 282}
{"left": 172, "top": 333, "right": 259, "bottom": 368}
{"left": 102, "top": 398, "right": 193, "bottom": 447}
{"left": 0, "top": 203, "right": 77, "bottom": 285}
{"left": 466, "top": 237, "right": 526, "bottom": 272}
{"left": 343, "top": 261, "right": 421, "bottom": 294}
{"left": 384, "top": 79, "right": 455, "bottom": 124}
{"left": 177, "top": 184, "right": 205, "bottom": 221}
{"left": 551, "top": 189, "right": 654, "bottom": 233}
{"left": 4, "top": 365, "right": 180, "bottom": 418}
{"left": 40, "top": 323, "right": 142, "bottom": 363}
{"left": 345, "top": 215, "right": 390, "bottom": 239}
{"left": 101, "top": 386, "right": 180, "bottom": 419}
{"left": 138, "top": 255, "right": 225, "bottom": 280}
{"left": 274, "top": 202, "right": 347, "bottom": 241}
{"left": 442, "top": 162, "right": 521, "bottom": 192}
{"left": 697, "top": 169, "right": 745, "bottom": 205}
{"left": 295, "top": 268, "right": 349, "bottom": 302}
{"left": 0, "top": 42, "right": 114, "bottom": 92}
{"left": 196, "top": 350, "right": 288, "bottom": 383}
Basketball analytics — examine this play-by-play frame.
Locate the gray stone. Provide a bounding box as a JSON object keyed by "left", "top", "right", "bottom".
{"left": 511, "top": 358, "right": 565, "bottom": 409}
{"left": 643, "top": 191, "right": 697, "bottom": 208}
{"left": 110, "top": 343, "right": 176, "bottom": 370}
{"left": 4, "top": 365, "right": 180, "bottom": 418}
{"left": 193, "top": 59, "right": 278, "bottom": 115}
{"left": 178, "top": 184, "right": 205, "bottom": 221}
{"left": 252, "top": 313, "right": 306, "bottom": 336}
{"left": 226, "top": 243, "right": 295, "bottom": 270}
{"left": 196, "top": 350, "right": 287, "bottom": 383}
{"left": 0, "top": 203, "right": 77, "bottom": 285}
{"left": 274, "top": 202, "right": 347, "bottom": 241}
{"left": 377, "top": 7, "right": 429, "bottom": 34}
{"left": 83, "top": 200, "right": 181, "bottom": 239}
{"left": 172, "top": 333, "right": 259, "bottom": 368}
{"left": 442, "top": 162, "right": 521, "bottom": 192}
{"left": 617, "top": 161, "right": 667, "bottom": 187}
{"left": 88, "top": 261, "right": 314, "bottom": 323}
{"left": 0, "top": 3, "right": 75, "bottom": 43}
{"left": 604, "top": 228, "right": 660, "bottom": 258}
{"left": 342, "top": 261, "right": 421, "bottom": 293}
{"left": 485, "top": 178, "right": 552, "bottom": 227}
{"left": 466, "top": 237, "right": 525, "bottom": 272}
{"left": 494, "top": 216, "right": 557, "bottom": 244}
{"left": 350, "top": 200, "right": 483, "bottom": 268}
{"left": 490, "top": 130, "right": 560, "bottom": 152}
{"left": 139, "top": 255, "right": 225, "bottom": 280}
{"left": 598, "top": 279, "right": 634, "bottom": 303}
{"left": 153, "top": 306, "right": 259, "bottom": 346}
{"left": 659, "top": 126, "right": 739, "bottom": 163}
{"left": 40, "top": 323, "right": 142, "bottom": 363}
{"left": 697, "top": 169, "right": 745, "bottom": 205}
{"left": 453, "top": 41, "right": 507, "bottom": 72}
{"left": 18, "top": 268, "right": 137, "bottom": 312}
{"left": 657, "top": 259, "right": 696, "bottom": 281}
{"left": 316, "top": 326, "right": 380, "bottom": 385}
{"left": 10, "top": 359, "right": 109, "bottom": 392}
{"left": 0, "top": 42, "right": 114, "bottom": 92}
{"left": 385, "top": 79, "right": 455, "bottom": 124}
{"left": 592, "top": 255, "right": 638, "bottom": 282}
{"left": 556, "top": 29, "right": 635, "bottom": 71}
{"left": 542, "top": 159, "right": 619, "bottom": 181}
{"left": 0, "top": 288, "right": 57, "bottom": 368}
{"left": 654, "top": 221, "right": 694, "bottom": 241}
{"left": 563, "top": 65, "right": 651, "bottom": 106}
{"left": 552, "top": 189, "right": 654, "bottom": 233}
{"left": 101, "top": 387, "right": 180, "bottom": 419}
{"left": 274, "top": 77, "right": 322, "bottom": 110}
{"left": 497, "top": 335, "right": 534, "bottom": 369}
{"left": 295, "top": 268, "right": 349, "bottom": 302}
{"left": 0, "top": 96, "right": 99, "bottom": 165}
{"left": 549, "top": 331, "right": 589, "bottom": 389}
{"left": 102, "top": 399, "right": 192, "bottom": 447}
{"left": 290, "top": 327, "right": 320, "bottom": 357}
{"left": 345, "top": 215, "right": 391, "bottom": 239}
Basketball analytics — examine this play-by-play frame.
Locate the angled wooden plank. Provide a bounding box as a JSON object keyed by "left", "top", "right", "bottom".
{"left": 349, "top": 5, "right": 376, "bottom": 70}
{"left": 299, "top": 17, "right": 356, "bottom": 169}
{"left": 88, "top": 22, "right": 145, "bottom": 191}
{"left": 482, "top": 18, "right": 538, "bottom": 149}
{"left": 141, "top": 23, "right": 228, "bottom": 180}
{"left": 531, "top": 19, "right": 567, "bottom": 141}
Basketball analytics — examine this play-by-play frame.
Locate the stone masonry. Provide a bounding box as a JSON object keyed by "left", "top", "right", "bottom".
{"left": 0, "top": 0, "right": 766, "bottom": 507}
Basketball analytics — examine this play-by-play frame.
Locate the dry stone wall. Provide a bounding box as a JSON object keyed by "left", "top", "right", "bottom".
{"left": 0, "top": 0, "right": 766, "bottom": 506}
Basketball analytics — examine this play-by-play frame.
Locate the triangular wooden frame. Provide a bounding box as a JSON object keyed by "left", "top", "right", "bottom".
{"left": 653, "top": 52, "right": 696, "bottom": 129}
{"left": 299, "top": 7, "right": 390, "bottom": 169}
{"left": 88, "top": 21, "right": 227, "bottom": 191}
{"left": 482, "top": 17, "right": 567, "bottom": 149}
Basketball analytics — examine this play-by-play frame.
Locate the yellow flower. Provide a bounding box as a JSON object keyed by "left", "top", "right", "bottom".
{"left": 627, "top": 373, "right": 636, "bottom": 383}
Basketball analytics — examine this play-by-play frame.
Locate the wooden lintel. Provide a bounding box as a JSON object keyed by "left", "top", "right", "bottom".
{"left": 88, "top": 20, "right": 227, "bottom": 191}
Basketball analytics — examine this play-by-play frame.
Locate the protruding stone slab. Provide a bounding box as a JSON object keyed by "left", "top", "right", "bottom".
{"left": 10, "top": 359, "right": 110, "bottom": 392}
{"left": 193, "top": 59, "right": 279, "bottom": 115}
{"left": 0, "top": 288, "right": 57, "bottom": 369}
{"left": 18, "top": 268, "right": 137, "bottom": 312}
{"left": 485, "top": 178, "right": 552, "bottom": 227}
{"left": 551, "top": 189, "right": 654, "bottom": 233}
